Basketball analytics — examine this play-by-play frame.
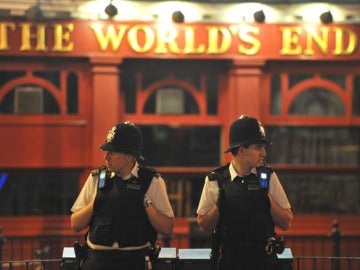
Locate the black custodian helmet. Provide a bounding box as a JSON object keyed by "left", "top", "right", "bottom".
{"left": 224, "top": 115, "right": 271, "bottom": 153}
{"left": 99, "top": 121, "right": 143, "bottom": 156}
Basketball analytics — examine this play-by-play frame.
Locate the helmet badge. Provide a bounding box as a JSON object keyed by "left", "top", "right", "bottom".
{"left": 106, "top": 126, "right": 116, "bottom": 143}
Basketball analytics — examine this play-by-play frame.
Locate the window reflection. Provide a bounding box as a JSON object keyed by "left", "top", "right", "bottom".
{"left": 289, "top": 88, "right": 344, "bottom": 116}
{"left": 278, "top": 173, "right": 360, "bottom": 214}
{"left": 139, "top": 125, "right": 220, "bottom": 167}
{"left": 267, "top": 127, "right": 360, "bottom": 165}
{"left": 144, "top": 88, "right": 199, "bottom": 114}
{"left": 0, "top": 170, "right": 81, "bottom": 216}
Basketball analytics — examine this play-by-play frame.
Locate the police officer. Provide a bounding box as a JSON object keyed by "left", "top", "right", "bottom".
{"left": 71, "top": 121, "right": 175, "bottom": 270}
{"left": 197, "top": 115, "right": 293, "bottom": 270}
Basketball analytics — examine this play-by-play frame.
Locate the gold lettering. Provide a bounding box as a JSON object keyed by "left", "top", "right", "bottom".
{"left": 128, "top": 25, "right": 154, "bottom": 53}
{"left": 238, "top": 26, "right": 260, "bottom": 55}
{"left": 304, "top": 27, "right": 329, "bottom": 55}
{"left": 154, "top": 25, "right": 180, "bottom": 54}
{"left": 280, "top": 26, "right": 302, "bottom": 55}
{"left": 0, "top": 22, "right": 15, "bottom": 50}
{"left": 19, "top": 23, "right": 48, "bottom": 51}
{"left": 91, "top": 23, "right": 129, "bottom": 51}
{"left": 206, "top": 26, "right": 231, "bottom": 54}
{"left": 183, "top": 26, "right": 205, "bottom": 54}
{"left": 52, "top": 23, "right": 74, "bottom": 52}
{"left": 333, "top": 27, "right": 358, "bottom": 55}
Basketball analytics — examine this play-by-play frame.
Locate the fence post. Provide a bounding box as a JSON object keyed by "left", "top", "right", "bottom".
{"left": 329, "top": 219, "right": 340, "bottom": 270}
{"left": 0, "top": 226, "right": 7, "bottom": 270}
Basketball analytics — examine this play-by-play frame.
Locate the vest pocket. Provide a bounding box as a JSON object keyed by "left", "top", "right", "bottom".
{"left": 89, "top": 216, "right": 113, "bottom": 246}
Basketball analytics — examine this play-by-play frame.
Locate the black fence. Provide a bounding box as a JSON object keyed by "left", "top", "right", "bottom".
{"left": 0, "top": 220, "right": 359, "bottom": 270}
{"left": 1, "top": 255, "right": 360, "bottom": 270}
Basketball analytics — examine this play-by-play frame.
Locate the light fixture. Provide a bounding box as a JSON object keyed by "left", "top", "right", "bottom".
{"left": 105, "top": 1, "right": 118, "bottom": 18}
{"left": 320, "top": 11, "right": 333, "bottom": 24}
{"left": 253, "top": 10, "right": 265, "bottom": 23}
{"left": 172, "top": 10, "right": 185, "bottom": 23}
{"left": 25, "top": 1, "right": 43, "bottom": 21}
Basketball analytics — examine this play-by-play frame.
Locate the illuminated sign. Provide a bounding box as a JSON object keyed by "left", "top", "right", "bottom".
{"left": 0, "top": 20, "right": 359, "bottom": 59}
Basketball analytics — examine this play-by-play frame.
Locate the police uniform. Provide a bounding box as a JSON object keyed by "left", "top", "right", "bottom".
{"left": 71, "top": 122, "right": 174, "bottom": 270}
{"left": 196, "top": 115, "right": 292, "bottom": 270}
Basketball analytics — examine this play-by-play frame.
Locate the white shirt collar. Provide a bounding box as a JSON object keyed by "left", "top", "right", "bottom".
{"left": 229, "top": 162, "right": 256, "bottom": 182}
{"left": 110, "top": 162, "right": 139, "bottom": 180}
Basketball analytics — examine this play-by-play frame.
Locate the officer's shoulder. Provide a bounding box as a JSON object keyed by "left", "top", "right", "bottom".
{"left": 91, "top": 165, "right": 106, "bottom": 176}
{"left": 263, "top": 165, "right": 274, "bottom": 174}
{"left": 267, "top": 166, "right": 274, "bottom": 174}
{"left": 138, "top": 166, "right": 160, "bottom": 179}
{"left": 91, "top": 168, "right": 100, "bottom": 176}
{"left": 208, "top": 164, "right": 229, "bottom": 181}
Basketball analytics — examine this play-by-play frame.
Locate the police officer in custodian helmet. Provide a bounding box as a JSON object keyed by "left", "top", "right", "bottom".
{"left": 71, "top": 121, "right": 174, "bottom": 270}
{"left": 197, "top": 115, "right": 293, "bottom": 270}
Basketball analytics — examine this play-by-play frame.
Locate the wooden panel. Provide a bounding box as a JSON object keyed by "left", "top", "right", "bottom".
{"left": 0, "top": 122, "right": 90, "bottom": 168}
{"left": 276, "top": 215, "right": 360, "bottom": 236}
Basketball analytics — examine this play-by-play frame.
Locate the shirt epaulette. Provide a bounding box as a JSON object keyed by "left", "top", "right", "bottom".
{"left": 139, "top": 166, "right": 160, "bottom": 179}
{"left": 91, "top": 168, "right": 100, "bottom": 176}
{"left": 208, "top": 163, "right": 230, "bottom": 181}
{"left": 91, "top": 165, "right": 107, "bottom": 176}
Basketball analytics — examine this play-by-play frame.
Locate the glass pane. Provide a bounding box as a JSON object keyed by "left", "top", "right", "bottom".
{"left": 142, "top": 72, "right": 169, "bottom": 89}
{"left": 0, "top": 71, "right": 26, "bottom": 88}
{"left": 271, "top": 74, "right": 281, "bottom": 115}
{"left": 321, "top": 74, "right": 346, "bottom": 90}
{"left": 34, "top": 71, "right": 61, "bottom": 89}
{"left": 278, "top": 173, "right": 360, "bottom": 214}
{"left": 143, "top": 88, "right": 199, "bottom": 114}
{"left": 289, "top": 88, "right": 345, "bottom": 116}
{"left": 289, "top": 73, "right": 313, "bottom": 89}
{"left": 66, "top": 72, "right": 78, "bottom": 114}
{"left": 206, "top": 74, "right": 218, "bottom": 115}
{"left": 122, "top": 72, "right": 137, "bottom": 113}
{"left": 267, "top": 127, "right": 360, "bottom": 165}
{"left": 139, "top": 125, "right": 220, "bottom": 167}
{"left": 0, "top": 169, "right": 82, "bottom": 216}
{"left": 353, "top": 75, "right": 360, "bottom": 116}
{"left": 0, "top": 86, "right": 60, "bottom": 114}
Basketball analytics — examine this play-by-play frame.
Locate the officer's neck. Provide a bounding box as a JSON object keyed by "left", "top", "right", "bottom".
{"left": 115, "top": 161, "right": 136, "bottom": 179}
{"left": 231, "top": 159, "right": 252, "bottom": 177}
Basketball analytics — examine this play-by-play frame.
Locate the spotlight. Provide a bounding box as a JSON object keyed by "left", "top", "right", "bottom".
{"left": 172, "top": 10, "right": 185, "bottom": 23}
{"left": 320, "top": 11, "right": 333, "bottom": 24}
{"left": 253, "top": 10, "right": 265, "bottom": 23}
{"left": 25, "top": 4, "right": 43, "bottom": 21}
{"left": 105, "top": 1, "right": 118, "bottom": 18}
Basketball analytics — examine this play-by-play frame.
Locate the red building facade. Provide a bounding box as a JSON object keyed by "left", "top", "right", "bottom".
{"left": 0, "top": 19, "right": 359, "bottom": 261}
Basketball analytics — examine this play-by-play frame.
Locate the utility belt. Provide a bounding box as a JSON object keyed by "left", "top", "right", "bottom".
{"left": 220, "top": 235, "right": 285, "bottom": 256}
{"left": 74, "top": 242, "right": 159, "bottom": 270}
{"left": 86, "top": 247, "right": 149, "bottom": 258}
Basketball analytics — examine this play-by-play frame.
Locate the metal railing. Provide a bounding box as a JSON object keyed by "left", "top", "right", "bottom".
{"left": 0, "top": 220, "right": 359, "bottom": 270}
{"left": 293, "top": 256, "right": 360, "bottom": 270}
{"left": 1, "top": 259, "right": 62, "bottom": 270}
{"left": 1, "top": 256, "right": 360, "bottom": 270}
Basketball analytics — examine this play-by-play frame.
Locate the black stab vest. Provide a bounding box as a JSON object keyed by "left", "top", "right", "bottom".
{"left": 210, "top": 164, "right": 275, "bottom": 249}
{"left": 88, "top": 166, "right": 158, "bottom": 247}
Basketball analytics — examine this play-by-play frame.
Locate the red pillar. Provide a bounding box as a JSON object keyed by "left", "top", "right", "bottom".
{"left": 89, "top": 56, "right": 123, "bottom": 167}
{"left": 222, "top": 59, "right": 266, "bottom": 163}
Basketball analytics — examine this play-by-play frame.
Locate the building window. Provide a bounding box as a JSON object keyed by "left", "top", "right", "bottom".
{"left": 289, "top": 88, "right": 345, "bottom": 116}
{"left": 267, "top": 126, "right": 360, "bottom": 165}
{"left": 0, "top": 169, "right": 81, "bottom": 216}
{"left": 139, "top": 125, "right": 221, "bottom": 167}
{"left": 279, "top": 173, "right": 360, "bottom": 214}
{"left": 264, "top": 64, "right": 360, "bottom": 215}
{"left": 66, "top": 72, "right": 79, "bottom": 114}
{"left": 0, "top": 68, "right": 80, "bottom": 115}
